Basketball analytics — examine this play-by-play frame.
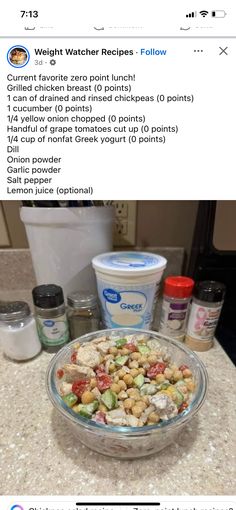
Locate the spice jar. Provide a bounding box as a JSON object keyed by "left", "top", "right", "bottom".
{"left": 32, "top": 284, "right": 70, "bottom": 352}
{"left": 185, "top": 280, "right": 226, "bottom": 351}
{"left": 159, "top": 276, "right": 194, "bottom": 341}
{"left": 67, "top": 291, "right": 100, "bottom": 339}
{"left": 0, "top": 301, "right": 41, "bottom": 361}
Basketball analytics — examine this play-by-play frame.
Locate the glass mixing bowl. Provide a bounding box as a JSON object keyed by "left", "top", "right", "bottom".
{"left": 46, "top": 328, "right": 208, "bottom": 459}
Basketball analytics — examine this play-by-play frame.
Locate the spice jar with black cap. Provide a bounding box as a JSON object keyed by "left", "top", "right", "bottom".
{"left": 185, "top": 280, "right": 226, "bottom": 351}
{"left": 32, "top": 284, "right": 70, "bottom": 352}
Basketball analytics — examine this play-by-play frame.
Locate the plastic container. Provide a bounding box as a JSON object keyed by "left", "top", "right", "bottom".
{"left": 185, "top": 280, "right": 226, "bottom": 351}
{"left": 46, "top": 328, "right": 208, "bottom": 459}
{"left": 159, "top": 276, "right": 194, "bottom": 341}
{"left": 20, "top": 206, "right": 114, "bottom": 296}
{"left": 92, "top": 251, "right": 167, "bottom": 329}
{"left": 0, "top": 301, "right": 41, "bottom": 361}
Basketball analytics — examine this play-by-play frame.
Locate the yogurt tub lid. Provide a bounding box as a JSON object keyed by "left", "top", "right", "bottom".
{"left": 92, "top": 251, "right": 167, "bottom": 276}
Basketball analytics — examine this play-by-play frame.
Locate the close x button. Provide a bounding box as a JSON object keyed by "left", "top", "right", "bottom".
{"left": 219, "top": 46, "right": 228, "bottom": 55}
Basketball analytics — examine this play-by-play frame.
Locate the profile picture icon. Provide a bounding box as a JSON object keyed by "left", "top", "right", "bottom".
{"left": 7, "top": 45, "right": 30, "bottom": 67}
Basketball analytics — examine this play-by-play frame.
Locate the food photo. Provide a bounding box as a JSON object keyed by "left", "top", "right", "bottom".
{"left": 0, "top": 200, "right": 235, "bottom": 495}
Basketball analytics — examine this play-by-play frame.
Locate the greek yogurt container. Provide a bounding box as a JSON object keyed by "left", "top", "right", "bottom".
{"left": 92, "top": 251, "right": 167, "bottom": 329}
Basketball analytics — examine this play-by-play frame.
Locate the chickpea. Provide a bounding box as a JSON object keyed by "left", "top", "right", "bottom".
{"left": 170, "top": 364, "right": 178, "bottom": 373}
{"left": 73, "top": 342, "right": 81, "bottom": 349}
{"left": 130, "top": 352, "right": 141, "bottom": 361}
{"left": 120, "top": 348, "right": 130, "bottom": 356}
{"left": 155, "top": 374, "right": 165, "bottom": 383}
{"left": 113, "top": 375, "right": 119, "bottom": 383}
{"left": 124, "top": 398, "right": 136, "bottom": 410}
{"left": 111, "top": 383, "right": 121, "bottom": 394}
{"left": 117, "top": 368, "right": 126, "bottom": 379}
{"left": 164, "top": 368, "right": 173, "bottom": 380}
{"left": 173, "top": 370, "right": 183, "bottom": 382}
{"left": 126, "top": 388, "right": 140, "bottom": 400}
{"left": 186, "top": 380, "right": 195, "bottom": 392}
{"left": 136, "top": 400, "right": 147, "bottom": 410}
{"left": 90, "top": 377, "right": 97, "bottom": 389}
{"left": 148, "top": 412, "right": 160, "bottom": 423}
{"left": 109, "top": 346, "right": 118, "bottom": 355}
{"left": 81, "top": 391, "right": 95, "bottom": 405}
{"left": 109, "top": 363, "right": 116, "bottom": 373}
{"left": 98, "top": 403, "right": 107, "bottom": 412}
{"left": 132, "top": 404, "right": 143, "bottom": 418}
{"left": 138, "top": 367, "right": 146, "bottom": 375}
{"left": 130, "top": 368, "right": 139, "bottom": 378}
{"left": 128, "top": 360, "right": 139, "bottom": 369}
{"left": 183, "top": 368, "right": 192, "bottom": 378}
{"left": 138, "top": 355, "right": 148, "bottom": 366}
{"left": 117, "top": 379, "right": 127, "bottom": 391}
{"left": 104, "top": 354, "right": 113, "bottom": 361}
{"left": 123, "top": 374, "right": 134, "bottom": 386}
{"left": 141, "top": 395, "right": 150, "bottom": 405}
{"left": 147, "top": 355, "right": 158, "bottom": 365}
{"left": 118, "top": 390, "right": 128, "bottom": 400}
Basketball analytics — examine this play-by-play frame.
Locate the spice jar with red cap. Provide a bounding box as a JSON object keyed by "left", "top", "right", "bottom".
{"left": 159, "top": 276, "right": 195, "bottom": 341}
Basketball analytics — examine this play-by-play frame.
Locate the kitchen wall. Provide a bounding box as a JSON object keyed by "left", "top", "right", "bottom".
{"left": 136, "top": 201, "right": 198, "bottom": 259}
{"left": 0, "top": 201, "right": 199, "bottom": 259}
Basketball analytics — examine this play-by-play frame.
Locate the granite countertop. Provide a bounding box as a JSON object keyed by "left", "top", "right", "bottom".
{"left": 0, "top": 314, "right": 235, "bottom": 496}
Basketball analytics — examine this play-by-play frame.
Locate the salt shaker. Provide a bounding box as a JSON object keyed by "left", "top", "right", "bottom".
{"left": 0, "top": 301, "right": 41, "bottom": 361}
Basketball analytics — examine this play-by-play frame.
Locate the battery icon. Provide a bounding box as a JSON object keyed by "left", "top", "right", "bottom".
{"left": 211, "top": 10, "right": 227, "bottom": 17}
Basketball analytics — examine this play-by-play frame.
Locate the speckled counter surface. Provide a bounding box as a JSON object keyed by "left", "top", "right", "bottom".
{"left": 0, "top": 329, "right": 235, "bottom": 496}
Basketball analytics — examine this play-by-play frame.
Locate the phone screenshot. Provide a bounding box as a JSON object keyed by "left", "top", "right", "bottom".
{"left": 0, "top": 0, "right": 235, "bottom": 505}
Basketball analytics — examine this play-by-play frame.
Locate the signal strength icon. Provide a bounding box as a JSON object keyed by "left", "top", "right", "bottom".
{"left": 199, "top": 10, "right": 209, "bottom": 17}
{"left": 186, "top": 11, "right": 197, "bottom": 18}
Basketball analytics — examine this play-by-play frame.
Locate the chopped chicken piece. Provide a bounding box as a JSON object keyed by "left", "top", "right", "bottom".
{"left": 90, "top": 336, "right": 107, "bottom": 344}
{"left": 59, "top": 382, "right": 73, "bottom": 396}
{"left": 96, "top": 340, "right": 115, "bottom": 355}
{"left": 75, "top": 346, "right": 101, "bottom": 368}
{"left": 106, "top": 409, "right": 128, "bottom": 426}
{"left": 126, "top": 415, "right": 140, "bottom": 427}
{"left": 150, "top": 393, "right": 178, "bottom": 420}
{"left": 63, "top": 364, "right": 95, "bottom": 382}
{"left": 91, "top": 387, "right": 102, "bottom": 401}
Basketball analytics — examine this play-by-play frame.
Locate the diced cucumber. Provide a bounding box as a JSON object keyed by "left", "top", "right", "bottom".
{"left": 140, "top": 383, "right": 158, "bottom": 396}
{"left": 62, "top": 392, "right": 78, "bottom": 408}
{"left": 137, "top": 344, "right": 151, "bottom": 355}
{"left": 73, "top": 400, "right": 99, "bottom": 418}
{"left": 133, "top": 374, "right": 145, "bottom": 388}
{"left": 115, "top": 338, "right": 127, "bottom": 348}
{"left": 115, "top": 355, "right": 129, "bottom": 366}
{"left": 160, "top": 382, "right": 171, "bottom": 390}
{"left": 101, "top": 389, "right": 118, "bottom": 410}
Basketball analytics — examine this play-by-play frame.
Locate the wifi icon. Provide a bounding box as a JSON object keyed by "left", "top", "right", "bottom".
{"left": 200, "top": 10, "right": 209, "bottom": 17}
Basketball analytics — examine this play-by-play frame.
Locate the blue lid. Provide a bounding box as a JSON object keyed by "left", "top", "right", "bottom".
{"left": 92, "top": 251, "right": 167, "bottom": 276}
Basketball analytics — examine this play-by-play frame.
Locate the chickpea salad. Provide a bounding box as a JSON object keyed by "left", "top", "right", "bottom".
{"left": 56, "top": 333, "right": 196, "bottom": 428}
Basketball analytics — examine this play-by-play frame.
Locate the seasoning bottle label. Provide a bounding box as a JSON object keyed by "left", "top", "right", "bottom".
{"left": 36, "top": 314, "right": 69, "bottom": 347}
{"left": 186, "top": 302, "right": 222, "bottom": 341}
{"left": 160, "top": 299, "right": 189, "bottom": 338}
